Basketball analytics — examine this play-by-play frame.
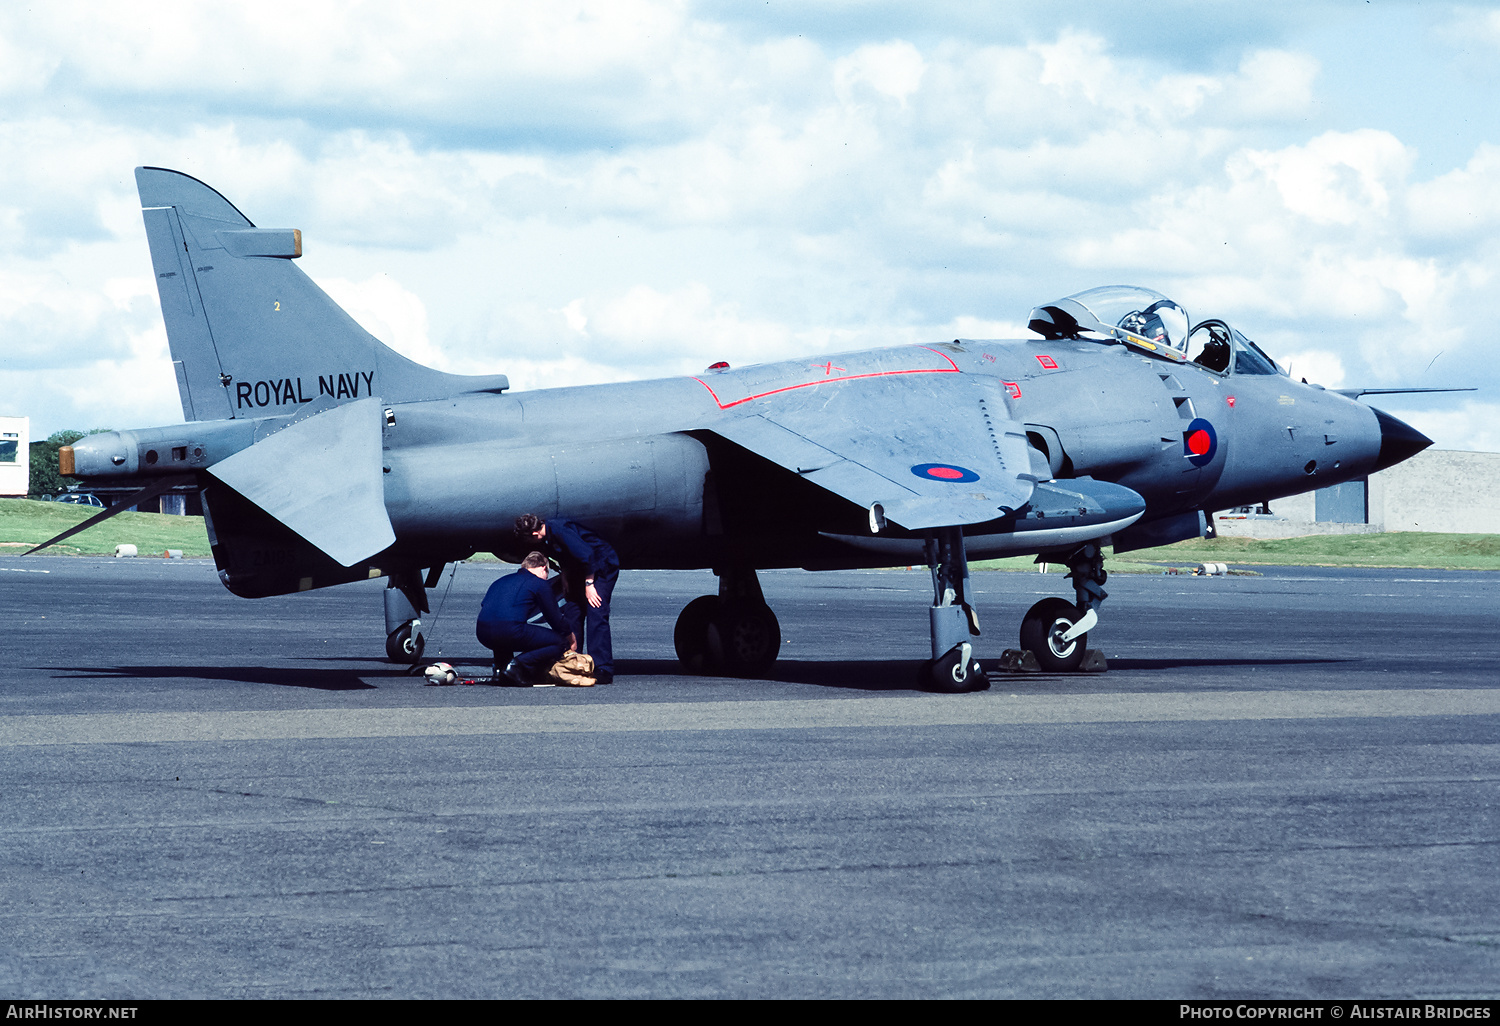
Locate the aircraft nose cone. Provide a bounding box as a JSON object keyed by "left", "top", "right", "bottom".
{"left": 1371, "top": 407, "right": 1432, "bottom": 472}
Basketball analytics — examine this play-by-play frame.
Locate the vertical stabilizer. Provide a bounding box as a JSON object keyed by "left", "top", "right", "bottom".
{"left": 136, "top": 167, "right": 509, "bottom": 421}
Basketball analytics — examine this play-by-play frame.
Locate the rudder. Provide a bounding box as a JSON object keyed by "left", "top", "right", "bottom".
{"left": 136, "top": 167, "right": 509, "bottom": 422}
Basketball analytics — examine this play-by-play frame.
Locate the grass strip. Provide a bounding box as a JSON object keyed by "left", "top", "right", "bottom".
{"left": 0, "top": 497, "right": 212, "bottom": 557}
{"left": 1122, "top": 532, "right": 1500, "bottom": 571}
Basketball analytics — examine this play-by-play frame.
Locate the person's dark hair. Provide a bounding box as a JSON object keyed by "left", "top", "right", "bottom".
{"left": 521, "top": 551, "right": 548, "bottom": 570}
{"left": 514, "top": 513, "right": 543, "bottom": 538}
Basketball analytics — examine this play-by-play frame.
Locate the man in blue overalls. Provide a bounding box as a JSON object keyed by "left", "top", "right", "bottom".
{"left": 476, "top": 551, "right": 576, "bottom": 685}
{"left": 515, "top": 513, "right": 619, "bottom": 686}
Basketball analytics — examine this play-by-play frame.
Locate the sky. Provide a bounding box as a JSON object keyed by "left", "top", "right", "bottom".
{"left": 4, "top": 1, "right": 1500, "bottom": 449}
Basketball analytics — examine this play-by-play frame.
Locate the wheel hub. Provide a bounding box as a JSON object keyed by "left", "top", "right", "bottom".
{"left": 1047, "top": 622, "right": 1077, "bottom": 657}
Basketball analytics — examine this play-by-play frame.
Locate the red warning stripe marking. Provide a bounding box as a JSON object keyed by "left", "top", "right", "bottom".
{"left": 693, "top": 346, "right": 961, "bottom": 410}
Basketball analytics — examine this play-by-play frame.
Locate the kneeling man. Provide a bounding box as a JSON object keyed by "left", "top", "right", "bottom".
{"left": 476, "top": 551, "right": 576, "bottom": 684}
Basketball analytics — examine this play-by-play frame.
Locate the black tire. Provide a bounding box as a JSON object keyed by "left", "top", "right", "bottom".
{"left": 385, "top": 622, "right": 425, "bottom": 664}
{"left": 1019, "top": 597, "right": 1086, "bottom": 672}
{"left": 706, "top": 602, "right": 782, "bottom": 678}
{"left": 673, "top": 595, "right": 721, "bottom": 674}
{"left": 922, "top": 649, "right": 989, "bottom": 693}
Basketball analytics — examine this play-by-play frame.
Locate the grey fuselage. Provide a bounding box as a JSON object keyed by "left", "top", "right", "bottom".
{"left": 69, "top": 333, "right": 1388, "bottom": 598}
{"left": 378, "top": 335, "right": 1378, "bottom": 569}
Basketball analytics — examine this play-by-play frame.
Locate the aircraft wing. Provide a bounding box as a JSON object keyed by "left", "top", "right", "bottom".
{"left": 707, "top": 372, "right": 1035, "bottom": 530}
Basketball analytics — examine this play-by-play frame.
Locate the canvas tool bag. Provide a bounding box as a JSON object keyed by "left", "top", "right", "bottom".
{"left": 548, "top": 650, "right": 597, "bottom": 687}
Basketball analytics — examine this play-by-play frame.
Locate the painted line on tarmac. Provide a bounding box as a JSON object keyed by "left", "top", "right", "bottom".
{"left": 1, "top": 689, "right": 1498, "bottom": 747}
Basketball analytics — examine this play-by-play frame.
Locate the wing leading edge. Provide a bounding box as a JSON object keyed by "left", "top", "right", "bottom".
{"left": 706, "top": 372, "right": 1036, "bottom": 530}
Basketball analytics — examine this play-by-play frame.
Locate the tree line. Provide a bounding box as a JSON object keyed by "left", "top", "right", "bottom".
{"left": 28, "top": 429, "right": 109, "bottom": 498}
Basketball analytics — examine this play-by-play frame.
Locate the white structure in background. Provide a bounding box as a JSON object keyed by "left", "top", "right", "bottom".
{"left": 1215, "top": 450, "right": 1500, "bottom": 538}
{"left": 0, "top": 416, "right": 28, "bottom": 498}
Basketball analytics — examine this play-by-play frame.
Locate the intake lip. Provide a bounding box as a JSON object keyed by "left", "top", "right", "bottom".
{"left": 1371, "top": 407, "right": 1433, "bottom": 472}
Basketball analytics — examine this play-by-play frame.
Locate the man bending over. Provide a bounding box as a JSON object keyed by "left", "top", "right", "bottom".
{"left": 514, "top": 513, "right": 619, "bottom": 686}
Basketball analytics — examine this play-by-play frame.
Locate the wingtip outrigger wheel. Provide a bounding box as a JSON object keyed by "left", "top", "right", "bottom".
{"left": 922, "top": 640, "right": 988, "bottom": 694}
{"left": 921, "top": 527, "right": 989, "bottom": 693}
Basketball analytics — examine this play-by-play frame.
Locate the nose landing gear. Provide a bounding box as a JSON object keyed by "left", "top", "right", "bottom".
{"left": 1019, "top": 542, "right": 1107, "bottom": 672}
{"left": 1020, "top": 597, "right": 1086, "bottom": 672}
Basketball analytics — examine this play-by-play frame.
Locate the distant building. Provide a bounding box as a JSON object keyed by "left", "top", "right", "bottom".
{"left": 1216, "top": 449, "right": 1500, "bottom": 538}
{"left": 0, "top": 416, "right": 28, "bottom": 498}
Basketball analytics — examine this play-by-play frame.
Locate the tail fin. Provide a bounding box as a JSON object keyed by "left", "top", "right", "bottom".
{"left": 136, "top": 166, "right": 509, "bottom": 421}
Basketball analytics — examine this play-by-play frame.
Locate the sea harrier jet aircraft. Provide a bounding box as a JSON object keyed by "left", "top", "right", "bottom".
{"left": 34, "top": 168, "right": 1438, "bottom": 691}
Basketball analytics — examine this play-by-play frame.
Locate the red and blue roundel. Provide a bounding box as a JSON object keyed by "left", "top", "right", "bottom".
{"left": 912, "top": 462, "right": 980, "bottom": 483}
{"left": 1183, "top": 418, "right": 1218, "bottom": 467}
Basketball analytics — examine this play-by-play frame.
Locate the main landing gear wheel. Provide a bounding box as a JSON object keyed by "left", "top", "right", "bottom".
{"left": 1020, "top": 597, "right": 1087, "bottom": 673}
{"left": 674, "top": 595, "right": 721, "bottom": 674}
{"left": 921, "top": 645, "right": 988, "bottom": 694}
{"left": 707, "top": 603, "right": 782, "bottom": 678}
{"left": 385, "top": 621, "right": 425, "bottom": 664}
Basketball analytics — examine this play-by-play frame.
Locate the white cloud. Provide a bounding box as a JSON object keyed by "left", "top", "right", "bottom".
{"left": 320, "top": 273, "right": 446, "bottom": 370}
{"left": 1407, "top": 143, "right": 1500, "bottom": 239}
{"left": 833, "top": 41, "right": 927, "bottom": 106}
{"left": 1278, "top": 349, "right": 1345, "bottom": 388}
{"left": 1245, "top": 129, "right": 1412, "bottom": 225}
{"left": 1214, "top": 49, "right": 1320, "bottom": 122}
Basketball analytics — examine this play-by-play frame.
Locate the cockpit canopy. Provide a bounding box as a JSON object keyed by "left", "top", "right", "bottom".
{"left": 1028, "top": 285, "right": 1285, "bottom": 376}
{"left": 1029, "top": 286, "right": 1189, "bottom": 349}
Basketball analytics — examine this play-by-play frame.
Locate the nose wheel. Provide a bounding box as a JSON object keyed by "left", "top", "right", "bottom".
{"left": 1019, "top": 597, "right": 1086, "bottom": 672}
{"left": 1016, "top": 543, "right": 1107, "bottom": 672}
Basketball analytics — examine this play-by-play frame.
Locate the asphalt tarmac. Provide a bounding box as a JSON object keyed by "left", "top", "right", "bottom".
{"left": 1, "top": 555, "right": 1497, "bottom": 999}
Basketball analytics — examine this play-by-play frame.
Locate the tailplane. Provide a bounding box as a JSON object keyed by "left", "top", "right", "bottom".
{"left": 136, "top": 166, "right": 508, "bottom": 421}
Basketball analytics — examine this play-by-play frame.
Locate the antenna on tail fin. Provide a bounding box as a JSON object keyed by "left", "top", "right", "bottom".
{"left": 135, "top": 167, "right": 508, "bottom": 422}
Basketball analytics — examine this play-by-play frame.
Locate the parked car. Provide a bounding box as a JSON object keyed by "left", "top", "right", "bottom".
{"left": 53, "top": 493, "right": 105, "bottom": 508}
{"left": 1215, "top": 504, "right": 1283, "bottom": 521}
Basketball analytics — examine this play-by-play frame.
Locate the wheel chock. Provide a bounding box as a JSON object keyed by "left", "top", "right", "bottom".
{"left": 995, "top": 648, "right": 1109, "bottom": 674}
{"left": 996, "top": 649, "right": 1041, "bottom": 673}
